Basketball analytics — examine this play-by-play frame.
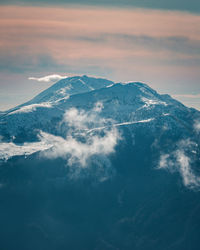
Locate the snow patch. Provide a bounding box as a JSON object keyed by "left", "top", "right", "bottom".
{"left": 106, "top": 84, "right": 114, "bottom": 88}
{"left": 8, "top": 103, "right": 52, "bottom": 115}
{"left": 86, "top": 118, "right": 154, "bottom": 133}
{"left": 0, "top": 139, "right": 52, "bottom": 160}
{"left": 78, "top": 79, "right": 94, "bottom": 91}
{"left": 56, "top": 84, "right": 72, "bottom": 96}
{"left": 140, "top": 97, "right": 167, "bottom": 109}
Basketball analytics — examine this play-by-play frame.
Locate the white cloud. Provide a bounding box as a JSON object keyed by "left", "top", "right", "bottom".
{"left": 42, "top": 103, "right": 120, "bottom": 170}
{"left": 0, "top": 102, "right": 155, "bottom": 168}
{"left": 62, "top": 102, "right": 108, "bottom": 132}
{"left": 93, "top": 101, "right": 104, "bottom": 112}
{"left": 194, "top": 120, "right": 200, "bottom": 133}
{"left": 40, "top": 128, "right": 118, "bottom": 167}
{"left": 157, "top": 139, "right": 200, "bottom": 189}
{"left": 0, "top": 103, "right": 120, "bottom": 180}
{"left": 28, "top": 74, "right": 68, "bottom": 83}
{"left": 175, "top": 150, "right": 200, "bottom": 188}
{"left": 158, "top": 154, "right": 170, "bottom": 169}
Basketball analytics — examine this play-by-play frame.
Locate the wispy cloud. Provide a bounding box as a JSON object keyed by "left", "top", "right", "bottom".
{"left": 0, "top": 103, "right": 120, "bottom": 180}
{"left": 194, "top": 120, "right": 200, "bottom": 133}
{"left": 158, "top": 139, "right": 200, "bottom": 189}
{"left": 43, "top": 103, "right": 119, "bottom": 167}
{"left": 175, "top": 148, "right": 200, "bottom": 187}
{"left": 28, "top": 74, "right": 68, "bottom": 83}
{"left": 1, "top": 5, "right": 200, "bottom": 110}
{"left": 1, "top": 6, "right": 200, "bottom": 71}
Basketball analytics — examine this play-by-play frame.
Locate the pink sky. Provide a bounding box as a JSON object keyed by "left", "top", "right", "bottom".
{"left": 0, "top": 5, "right": 200, "bottom": 109}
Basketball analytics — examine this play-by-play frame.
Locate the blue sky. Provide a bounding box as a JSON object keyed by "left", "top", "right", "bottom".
{"left": 0, "top": 1, "right": 200, "bottom": 110}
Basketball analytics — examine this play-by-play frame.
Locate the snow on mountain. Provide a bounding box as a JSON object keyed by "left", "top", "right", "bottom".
{"left": 1, "top": 75, "right": 200, "bottom": 188}
{"left": 1, "top": 75, "right": 200, "bottom": 250}
{"left": 27, "top": 75, "right": 114, "bottom": 104}
{"left": 0, "top": 75, "right": 114, "bottom": 117}
{"left": 8, "top": 103, "right": 52, "bottom": 115}
{"left": 0, "top": 76, "right": 198, "bottom": 141}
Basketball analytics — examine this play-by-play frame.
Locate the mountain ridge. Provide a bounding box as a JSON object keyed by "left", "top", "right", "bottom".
{"left": 0, "top": 76, "right": 199, "bottom": 142}
{"left": 2, "top": 75, "right": 189, "bottom": 114}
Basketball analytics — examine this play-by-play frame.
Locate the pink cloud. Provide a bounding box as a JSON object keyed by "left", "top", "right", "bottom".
{"left": 1, "top": 6, "right": 200, "bottom": 50}
{"left": 0, "top": 5, "right": 200, "bottom": 110}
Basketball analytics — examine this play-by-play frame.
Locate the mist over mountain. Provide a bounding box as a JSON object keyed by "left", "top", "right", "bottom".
{"left": 0, "top": 75, "right": 200, "bottom": 250}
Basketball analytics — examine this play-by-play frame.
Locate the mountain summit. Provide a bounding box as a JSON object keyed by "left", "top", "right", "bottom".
{"left": 1, "top": 75, "right": 198, "bottom": 140}
{"left": 0, "top": 76, "right": 200, "bottom": 250}
{"left": 27, "top": 75, "right": 114, "bottom": 104}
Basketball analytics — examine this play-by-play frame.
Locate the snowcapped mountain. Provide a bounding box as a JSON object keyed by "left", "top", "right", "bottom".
{"left": 1, "top": 75, "right": 198, "bottom": 141}
{"left": 1, "top": 75, "right": 200, "bottom": 250}
{"left": 1, "top": 75, "right": 200, "bottom": 186}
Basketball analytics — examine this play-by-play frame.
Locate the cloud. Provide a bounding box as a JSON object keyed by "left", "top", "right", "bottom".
{"left": 1, "top": 5, "right": 200, "bottom": 110}
{"left": 194, "top": 121, "right": 200, "bottom": 133}
{"left": 157, "top": 139, "right": 200, "bottom": 189}
{"left": 0, "top": 103, "right": 120, "bottom": 180}
{"left": 1, "top": 6, "right": 200, "bottom": 68}
{"left": 40, "top": 128, "right": 118, "bottom": 168}
{"left": 61, "top": 102, "right": 110, "bottom": 132}
{"left": 158, "top": 154, "right": 172, "bottom": 170}
{"left": 28, "top": 74, "right": 68, "bottom": 83}
{"left": 175, "top": 149, "right": 200, "bottom": 187}
{"left": 45, "top": 102, "right": 119, "bottom": 170}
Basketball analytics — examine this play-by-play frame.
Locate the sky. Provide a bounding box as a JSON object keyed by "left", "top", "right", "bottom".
{"left": 0, "top": 0, "right": 200, "bottom": 110}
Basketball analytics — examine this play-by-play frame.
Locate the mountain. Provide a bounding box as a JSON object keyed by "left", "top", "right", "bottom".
{"left": 0, "top": 75, "right": 200, "bottom": 250}
{"left": 1, "top": 75, "right": 198, "bottom": 142}
{"left": 28, "top": 75, "right": 114, "bottom": 103}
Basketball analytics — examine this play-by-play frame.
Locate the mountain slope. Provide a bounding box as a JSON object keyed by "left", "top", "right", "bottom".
{"left": 0, "top": 76, "right": 198, "bottom": 141}
{"left": 0, "top": 76, "right": 200, "bottom": 250}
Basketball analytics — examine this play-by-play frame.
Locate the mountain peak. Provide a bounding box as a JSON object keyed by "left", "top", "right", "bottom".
{"left": 2, "top": 75, "right": 190, "bottom": 119}
{"left": 26, "top": 75, "right": 114, "bottom": 105}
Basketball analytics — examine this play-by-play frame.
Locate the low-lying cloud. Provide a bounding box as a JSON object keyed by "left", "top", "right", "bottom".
{"left": 42, "top": 102, "right": 119, "bottom": 169}
{"left": 29, "top": 74, "right": 68, "bottom": 83}
{"left": 158, "top": 139, "right": 200, "bottom": 189}
{"left": 62, "top": 102, "right": 111, "bottom": 132}
{"left": 194, "top": 120, "right": 200, "bottom": 133}
{"left": 0, "top": 103, "right": 120, "bottom": 180}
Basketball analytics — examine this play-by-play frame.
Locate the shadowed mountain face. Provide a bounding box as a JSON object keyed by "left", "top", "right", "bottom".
{"left": 0, "top": 76, "right": 200, "bottom": 250}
